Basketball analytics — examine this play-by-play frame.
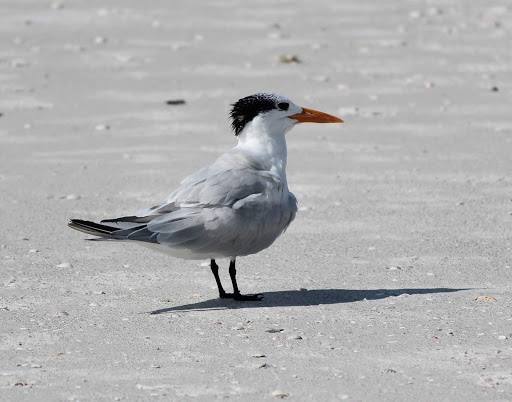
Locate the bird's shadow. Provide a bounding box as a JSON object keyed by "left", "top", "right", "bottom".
{"left": 149, "top": 287, "right": 470, "bottom": 314}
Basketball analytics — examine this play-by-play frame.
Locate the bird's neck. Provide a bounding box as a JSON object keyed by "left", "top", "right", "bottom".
{"left": 236, "top": 121, "right": 289, "bottom": 185}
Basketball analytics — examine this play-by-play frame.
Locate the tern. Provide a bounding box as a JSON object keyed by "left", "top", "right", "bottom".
{"left": 69, "top": 93, "right": 343, "bottom": 301}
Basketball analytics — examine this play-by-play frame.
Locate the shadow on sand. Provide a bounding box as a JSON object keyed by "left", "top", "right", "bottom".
{"left": 150, "top": 287, "right": 469, "bottom": 314}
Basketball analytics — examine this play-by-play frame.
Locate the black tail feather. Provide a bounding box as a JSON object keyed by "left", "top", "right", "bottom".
{"left": 68, "top": 219, "right": 117, "bottom": 238}
{"left": 101, "top": 215, "right": 155, "bottom": 224}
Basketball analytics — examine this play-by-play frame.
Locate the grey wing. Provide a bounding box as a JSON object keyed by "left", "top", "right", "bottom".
{"left": 135, "top": 153, "right": 268, "bottom": 214}
{"left": 110, "top": 208, "right": 206, "bottom": 247}
{"left": 169, "top": 153, "right": 269, "bottom": 207}
{"left": 103, "top": 153, "right": 280, "bottom": 257}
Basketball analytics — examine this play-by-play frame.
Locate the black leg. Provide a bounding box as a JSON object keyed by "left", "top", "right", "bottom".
{"left": 209, "top": 258, "right": 263, "bottom": 301}
{"left": 228, "top": 258, "right": 263, "bottom": 301}
{"left": 228, "top": 259, "right": 240, "bottom": 295}
{"left": 210, "top": 259, "right": 227, "bottom": 298}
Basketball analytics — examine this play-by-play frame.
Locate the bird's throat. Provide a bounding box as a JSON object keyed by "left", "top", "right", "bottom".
{"left": 236, "top": 124, "right": 289, "bottom": 185}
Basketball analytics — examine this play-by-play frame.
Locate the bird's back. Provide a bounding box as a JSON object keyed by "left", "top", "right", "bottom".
{"left": 99, "top": 151, "right": 297, "bottom": 260}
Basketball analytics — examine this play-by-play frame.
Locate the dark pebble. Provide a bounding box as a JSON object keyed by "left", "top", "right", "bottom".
{"left": 165, "top": 99, "right": 186, "bottom": 105}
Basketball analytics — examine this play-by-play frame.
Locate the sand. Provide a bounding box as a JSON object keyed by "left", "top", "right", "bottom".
{"left": 1, "top": 0, "right": 512, "bottom": 400}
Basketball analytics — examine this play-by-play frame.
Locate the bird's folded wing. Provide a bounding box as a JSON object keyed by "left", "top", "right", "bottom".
{"left": 136, "top": 152, "right": 278, "bottom": 217}
{"left": 102, "top": 153, "right": 286, "bottom": 252}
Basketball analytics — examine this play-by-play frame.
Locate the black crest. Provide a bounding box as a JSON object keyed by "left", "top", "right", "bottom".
{"left": 230, "top": 93, "right": 281, "bottom": 136}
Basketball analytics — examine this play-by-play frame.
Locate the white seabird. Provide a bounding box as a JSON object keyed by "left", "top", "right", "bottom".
{"left": 69, "top": 93, "right": 343, "bottom": 300}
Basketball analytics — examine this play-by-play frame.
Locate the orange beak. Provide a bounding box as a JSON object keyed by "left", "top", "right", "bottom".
{"left": 288, "top": 107, "right": 344, "bottom": 124}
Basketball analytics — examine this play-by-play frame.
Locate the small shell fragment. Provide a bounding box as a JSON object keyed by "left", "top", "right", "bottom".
{"left": 276, "top": 54, "right": 300, "bottom": 64}
{"left": 288, "top": 335, "right": 302, "bottom": 340}
{"left": 475, "top": 296, "right": 497, "bottom": 302}
{"left": 254, "top": 363, "right": 268, "bottom": 369}
{"left": 272, "top": 390, "right": 289, "bottom": 398}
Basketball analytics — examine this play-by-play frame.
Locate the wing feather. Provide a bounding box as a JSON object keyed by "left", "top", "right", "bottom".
{"left": 87, "top": 151, "right": 294, "bottom": 258}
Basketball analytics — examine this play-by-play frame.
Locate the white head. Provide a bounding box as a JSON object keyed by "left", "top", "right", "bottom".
{"left": 230, "top": 93, "right": 343, "bottom": 140}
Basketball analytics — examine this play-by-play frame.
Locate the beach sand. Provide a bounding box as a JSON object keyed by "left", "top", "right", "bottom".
{"left": 1, "top": 0, "right": 511, "bottom": 400}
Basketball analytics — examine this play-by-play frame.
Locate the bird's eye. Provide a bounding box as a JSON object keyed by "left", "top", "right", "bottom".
{"left": 277, "top": 102, "right": 289, "bottom": 111}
